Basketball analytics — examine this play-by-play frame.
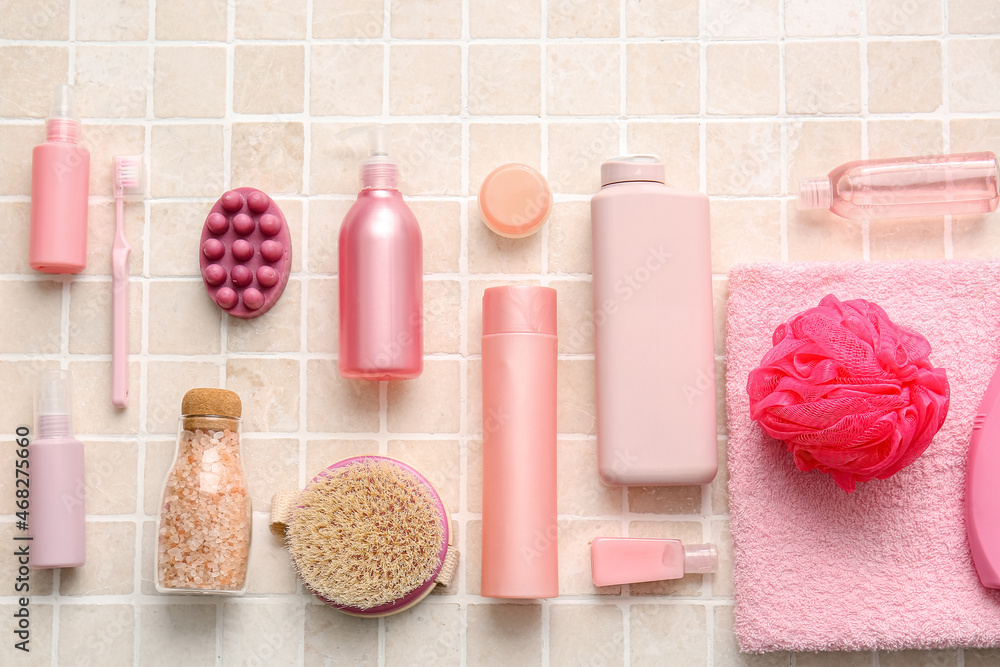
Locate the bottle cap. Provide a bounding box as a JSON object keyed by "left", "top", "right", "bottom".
{"left": 478, "top": 164, "right": 553, "bottom": 238}
{"left": 683, "top": 543, "right": 719, "bottom": 574}
{"left": 46, "top": 84, "right": 80, "bottom": 143}
{"left": 482, "top": 286, "right": 557, "bottom": 336}
{"left": 36, "top": 370, "right": 73, "bottom": 437}
{"left": 337, "top": 125, "right": 400, "bottom": 190}
{"left": 181, "top": 388, "right": 242, "bottom": 432}
{"left": 600, "top": 155, "right": 665, "bottom": 187}
{"left": 798, "top": 178, "right": 833, "bottom": 210}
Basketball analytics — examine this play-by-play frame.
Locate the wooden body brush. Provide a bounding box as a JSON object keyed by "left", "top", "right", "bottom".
{"left": 271, "top": 456, "right": 457, "bottom": 617}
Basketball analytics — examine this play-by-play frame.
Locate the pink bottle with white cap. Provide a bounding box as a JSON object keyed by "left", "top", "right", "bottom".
{"left": 30, "top": 84, "right": 90, "bottom": 274}
{"left": 481, "top": 285, "right": 558, "bottom": 598}
{"left": 591, "top": 537, "right": 717, "bottom": 587}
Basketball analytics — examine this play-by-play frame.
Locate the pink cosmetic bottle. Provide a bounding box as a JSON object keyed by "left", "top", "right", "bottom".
{"left": 29, "top": 370, "right": 86, "bottom": 568}
{"left": 591, "top": 155, "right": 717, "bottom": 486}
{"left": 798, "top": 151, "right": 999, "bottom": 220}
{"left": 30, "top": 84, "right": 90, "bottom": 274}
{"left": 481, "top": 286, "right": 558, "bottom": 599}
{"left": 338, "top": 126, "right": 423, "bottom": 380}
{"left": 591, "top": 537, "right": 717, "bottom": 587}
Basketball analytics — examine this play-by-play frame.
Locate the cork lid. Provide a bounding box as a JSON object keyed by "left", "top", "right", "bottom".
{"left": 181, "top": 388, "right": 242, "bottom": 432}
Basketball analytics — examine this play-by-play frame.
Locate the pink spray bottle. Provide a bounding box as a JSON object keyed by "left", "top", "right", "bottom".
{"left": 338, "top": 125, "right": 423, "bottom": 380}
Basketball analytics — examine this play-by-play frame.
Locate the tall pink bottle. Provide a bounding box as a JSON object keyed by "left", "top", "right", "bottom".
{"left": 29, "top": 370, "right": 86, "bottom": 568}
{"left": 30, "top": 84, "right": 90, "bottom": 274}
{"left": 481, "top": 286, "right": 558, "bottom": 598}
{"left": 591, "top": 155, "right": 717, "bottom": 486}
{"left": 798, "top": 151, "right": 999, "bottom": 220}
{"left": 338, "top": 127, "right": 422, "bottom": 380}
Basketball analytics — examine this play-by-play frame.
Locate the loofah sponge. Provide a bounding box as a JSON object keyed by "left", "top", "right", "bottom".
{"left": 746, "top": 294, "right": 950, "bottom": 493}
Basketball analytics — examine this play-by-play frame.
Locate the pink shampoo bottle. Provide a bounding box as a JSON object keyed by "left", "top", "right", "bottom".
{"left": 30, "top": 84, "right": 90, "bottom": 274}
{"left": 591, "top": 155, "right": 717, "bottom": 486}
{"left": 29, "top": 370, "right": 85, "bottom": 568}
{"left": 338, "top": 126, "right": 423, "bottom": 380}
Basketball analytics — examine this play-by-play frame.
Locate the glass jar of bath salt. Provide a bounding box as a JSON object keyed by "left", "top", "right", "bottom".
{"left": 155, "top": 388, "right": 251, "bottom": 595}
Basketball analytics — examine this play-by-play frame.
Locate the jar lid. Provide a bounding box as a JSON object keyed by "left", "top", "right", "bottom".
{"left": 478, "top": 163, "right": 552, "bottom": 238}
{"left": 181, "top": 388, "right": 242, "bottom": 418}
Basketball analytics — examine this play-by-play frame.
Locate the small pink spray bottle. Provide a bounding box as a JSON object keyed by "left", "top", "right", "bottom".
{"left": 338, "top": 126, "right": 423, "bottom": 380}
{"left": 30, "top": 84, "right": 90, "bottom": 274}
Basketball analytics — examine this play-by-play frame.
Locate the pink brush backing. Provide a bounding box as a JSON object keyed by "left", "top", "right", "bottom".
{"left": 199, "top": 188, "right": 291, "bottom": 319}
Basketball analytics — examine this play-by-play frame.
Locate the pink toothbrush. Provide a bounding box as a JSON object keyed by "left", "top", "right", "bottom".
{"left": 112, "top": 155, "right": 143, "bottom": 408}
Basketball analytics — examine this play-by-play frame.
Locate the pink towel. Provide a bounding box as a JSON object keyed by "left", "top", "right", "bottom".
{"left": 726, "top": 261, "right": 1000, "bottom": 652}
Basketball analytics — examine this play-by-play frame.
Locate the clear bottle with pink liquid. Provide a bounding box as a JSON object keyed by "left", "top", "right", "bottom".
{"left": 798, "top": 151, "right": 999, "bottom": 220}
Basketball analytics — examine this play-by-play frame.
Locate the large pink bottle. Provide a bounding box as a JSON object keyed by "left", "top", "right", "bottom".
{"left": 798, "top": 151, "right": 999, "bottom": 220}
{"left": 591, "top": 155, "right": 717, "bottom": 486}
{"left": 29, "top": 370, "right": 86, "bottom": 568}
{"left": 30, "top": 84, "right": 90, "bottom": 274}
{"left": 338, "top": 127, "right": 423, "bottom": 380}
{"left": 481, "top": 286, "right": 558, "bottom": 598}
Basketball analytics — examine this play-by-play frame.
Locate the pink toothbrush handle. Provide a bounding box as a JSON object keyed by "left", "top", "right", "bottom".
{"left": 112, "top": 202, "right": 130, "bottom": 408}
{"left": 967, "top": 366, "right": 1000, "bottom": 588}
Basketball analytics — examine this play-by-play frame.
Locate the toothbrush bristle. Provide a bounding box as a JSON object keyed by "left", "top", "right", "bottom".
{"left": 113, "top": 155, "right": 145, "bottom": 198}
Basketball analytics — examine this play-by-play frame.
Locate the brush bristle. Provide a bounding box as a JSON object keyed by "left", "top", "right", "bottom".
{"left": 113, "top": 155, "right": 144, "bottom": 199}
{"left": 286, "top": 458, "right": 444, "bottom": 610}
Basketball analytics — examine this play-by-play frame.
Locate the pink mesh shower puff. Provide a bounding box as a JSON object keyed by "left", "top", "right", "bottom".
{"left": 746, "top": 294, "right": 950, "bottom": 493}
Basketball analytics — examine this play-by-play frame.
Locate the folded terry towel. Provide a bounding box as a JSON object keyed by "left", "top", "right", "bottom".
{"left": 727, "top": 261, "right": 1000, "bottom": 652}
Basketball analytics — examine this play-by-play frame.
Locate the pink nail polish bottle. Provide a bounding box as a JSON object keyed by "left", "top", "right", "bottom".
{"left": 29, "top": 84, "right": 90, "bottom": 274}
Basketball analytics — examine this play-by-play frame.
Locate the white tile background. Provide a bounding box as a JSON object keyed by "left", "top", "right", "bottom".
{"left": 1, "top": 0, "right": 999, "bottom": 665}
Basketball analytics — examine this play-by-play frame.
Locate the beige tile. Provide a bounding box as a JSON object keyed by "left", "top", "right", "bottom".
{"left": 143, "top": 438, "right": 173, "bottom": 514}
{"left": 551, "top": 279, "right": 592, "bottom": 354}
{"left": 221, "top": 603, "right": 303, "bottom": 665}
{"left": 69, "top": 281, "right": 142, "bottom": 354}
{"left": 306, "top": 277, "right": 338, "bottom": 353}
{"left": 627, "top": 43, "right": 700, "bottom": 116}
{"left": 0, "top": 203, "right": 30, "bottom": 273}
{"left": 385, "top": 603, "right": 461, "bottom": 665}
{"left": 950, "top": 0, "right": 1000, "bottom": 33}
{"left": 306, "top": 199, "right": 346, "bottom": 274}
{"left": 80, "top": 204, "right": 144, "bottom": 278}
{"left": 711, "top": 519, "right": 733, "bottom": 596}
{"left": 710, "top": 199, "right": 781, "bottom": 273}
{"left": 149, "top": 202, "right": 210, "bottom": 277}
{"left": 795, "top": 650, "right": 874, "bottom": 666}
{"left": 706, "top": 122, "right": 781, "bottom": 195}
{"left": 870, "top": 217, "right": 945, "bottom": 260}
{"left": 76, "top": 0, "right": 147, "bottom": 40}
{"left": 951, "top": 119, "right": 1000, "bottom": 258}
{"left": 868, "top": 41, "right": 942, "bottom": 113}
{"left": 391, "top": 0, "right": 461, "bottom": 38}
{"left": 787, "top": 119, "right": 862, "bottom": 194}
{"left": 631, "top": 604, "right": 708, "bottom": 666}
{"left": 628, "top": 485, "right": 702, "bottom": 514}
{"left": 950, "top": 39, "right": 1000, "bottom": 113}
{"left": 0, "top": 603, "right": 51, "bottom": 664}
{"left": 69, "top": 361, "right": 140, "bottom": 434}
{"left": 548, "top": 0, "right": 619, "bottom": 37}
{"left": 626, "top": 122, "right": 701, "bottom": 191}
{"left": 868, "top": 119, "right": 943, "bottom": 157}
{"left": 550, "top": 604, "right": 624, "bottom": 665}
{"left": 140, "top": 520, "right": 156, "bottom": 593}
{"left": 304, "top": 604, "right": 378, "bottom": 666}
{"left": 548, "top": 201, "right": 592, "bottom": 275}
{"left": 390, "top": 45, "right": 462, "bottom": 116}
{"left": 547, "top": 45, "right": 620, "bottom": 116}
{"left": 60, "top": 522, "right": 135, "bottom": 595}
{"left": 628, "top": 521, "right": 706, "bottom": 596}
{"left": 560, "top": 520, "right": 622, "bottom": 595}
{"left": 0, "top": 124, "right": 40, "bottom": 196}
{"left": 387, "top": 439, "right": 461, "bottom": 516}
{"left": 707, "top": 43, "right": 780, "bottom": 116}
{"left": 469, "top": 123, "right": 542, "bottom": 195}
{"left": 311, "top": 44, "right": 383, "bottom": 116}
{"left": 548, "top": 122, "right": 620, "bottom": 194}
{"left": 305, "top": 439, "right": 379, "bottom": 479}
{"left": 314, "top": 0, "right": 383, "bottom": 38}
{"left": 154, "top": 46, "right": 227, "bottom": 119}
{"left": 310, "top": 122, "right": 359, "bottom": 195}
{"left": 234, "top": 45, "right": 304, "bottom": 115}
{"left": 151, "top": 124, "right": 225, "bottom": 197}
{"left": 425, "top": 280, "right": 461, "bottom": 354}
{"left": 243, "top": 437, "right": 298, "bottom": 511}
{"left": 785, "top": 0, "right": 862, "bottom": 36}
{"left": 712, "top": 276, "right": 729, "bottom": 357}
{"left": 81, "top": 125, "right": 145, "bottom": 200}
{"left": 465, "top": 519, "right": 483, "bottom": 593}
{"left": 0, "top": 281, "right": 61, "bottom": 353}
{"left": 276, "top": 197, "right": 303, "bottom": 273}
{"left": 470, "top": 0, "right": 541, "bottom": 37}
{"left": 468, "top": 208, "right": 545, "bottom": 273}
{"left": 878, "top": 650, "right": 959, "bottom": 667}
{"left": 950, "top": 118, "right": 1000, "bottom": 158}
{"left": 84, "top": 440, "right": 138, "bottom": 514}
{"left": 148, "top": 280, "right": 221, "bottom": 354}
{"left": 139, "top": 604, "right": 217, "bottom": 667}
{"left": 306, "top": 360, "right": 380, "bottom": 432}
{"left": 467, "top": 605, "right": 541, "bottom": 665}
{"left": 558, "top": 439, "right": 621, "bottom": 516}
{"left": 156, "top": 0, "right": 228, "bottom": 40}
{"left": 967, "top": 649, "right": 1000, "bottom": 667}
{"left": 625, "top": 0, "right": 699, "bottom": 36}
{"left": 227, "top": 279, "right": 302, "bottom": 353}
{"left": 558, "top": 359, "right": 596, "bottom": 435}
{"left": 0, "top": 0, "right": 69, "bottom": 40}
{"left": 0, "top": 47, "right": 69, "bottom": 118}
{"left": 868, "top": 0, "right": 941, "bottom": 34}
{"left": 412, "top": 200, "right": 461, "bottom": 274}
{"left": 145, "top": 361, "right": 221, "bottom": 434}
{"left": 59, "top": 605, "right": 134, "bottom": 665}
{"left": 226, "top": 358, "right": 300, "bottom": 432}
{"left": 705, "top": 0, "right": 780, "bottom": 37}
{"left": 467, "top": 281, "right": 538, "bottom": 355}
{"left": 231, "top": 122, "right": 305, "bottom": 194}
{"left": 74, "top": 45, "right": 147, "bottom": 118}
{"left": 468, "top": 45, "right": 541, "bottom": 116}
{"left": 395, "top": 123, "right": 463, "bottom": 196}
{"left": 785, "top": 41, "right": 861, "bottom": 114}
{"left": 787, "top": 200, "right": 863, "bottom": 261}
{"left": 235, "top": 0, "right": 307, "bottom": 38}
{"left": 466, "top": 439, "right": 484, "bottom": 513}
{"left": 713, "top": 606, "right": 791, "bottom": 666}
{"left": 0, "top": 523, "right": 54, "bottom": 595}
{"left": 246, "top": 513, "right": 299, "bottom": 594}
{"left": 387, "top": 359, "right": 461, "bottom": 433}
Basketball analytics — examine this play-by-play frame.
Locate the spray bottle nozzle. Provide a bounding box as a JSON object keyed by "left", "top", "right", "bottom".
{"left": 46, "top": 84, "right": 80, "bottom": 143}
{"left": 36, "top": 369, "right": 73, "bottom": 437}
{"left": 336, "top": 124, "right": 399, "bottom": 189}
